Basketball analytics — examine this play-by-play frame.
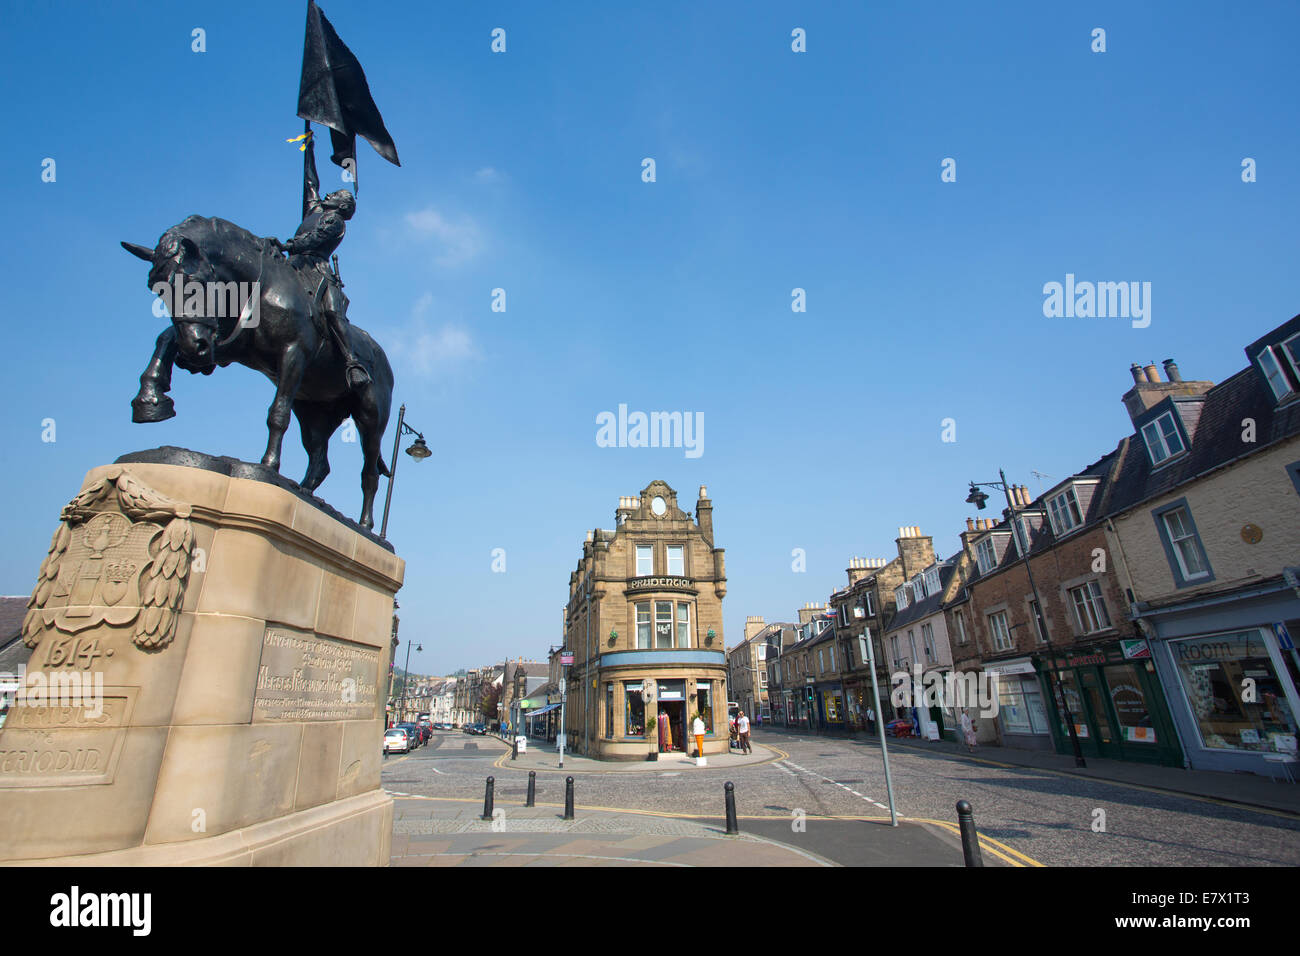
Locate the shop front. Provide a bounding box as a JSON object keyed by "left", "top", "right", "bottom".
{"left": 986, "top": 659, "right": 1053, "bottom": 751}
{"left": 1135, "top": 580, "right": 1300, "bottom": 775}
{"left": 595, "top": 650, "right": 729, "bottom": 760}
{"left": 1038, "top": 639, "right": 1184, "bottom": 767}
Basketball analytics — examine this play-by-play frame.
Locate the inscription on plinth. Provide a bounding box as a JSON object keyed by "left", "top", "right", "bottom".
{"left": 253, "top": 627, "right": 379, "bottom": 722}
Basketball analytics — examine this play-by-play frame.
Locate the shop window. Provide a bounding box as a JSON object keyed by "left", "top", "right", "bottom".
{"left": 1104, "top": 665, "right": 1158, "bottom": 744}
{"left": 695, "top": 683, "right": 713, "bottom": 734}
{"left": 636, "top": 603, "right": 651, "bottom": 649}
{"left": 625, "top": 683, "right": 645, "bottom": 736}
{"left": 997, "top": 675, "right": 1049, "bottom": 734}
{"left": 605, "top": 683, "right": 614, "bottom": 738}
{"left": 1170, "top": 630, "right": 1298, "bottom": 752}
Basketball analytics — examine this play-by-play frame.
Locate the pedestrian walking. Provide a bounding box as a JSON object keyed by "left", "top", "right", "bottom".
{"left": 692, "top": 713, "right": 706, "bottom": 758}
{"left": 737, "top": 711, "right": 752, "bottom": 754}
{"left": 866, "top": 706, "right": 875, "bottom": 736}
{"left": 960, "top": 708, "right": 978, "bottom": 753}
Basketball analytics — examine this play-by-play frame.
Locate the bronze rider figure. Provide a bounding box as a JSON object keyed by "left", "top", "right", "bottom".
{"left": 270, "top": 131, "right": 370, "bottom": 390}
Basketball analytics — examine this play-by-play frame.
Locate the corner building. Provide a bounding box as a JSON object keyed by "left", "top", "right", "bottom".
{"left": 562, "top": 481, "right": 728, "bottom": 760}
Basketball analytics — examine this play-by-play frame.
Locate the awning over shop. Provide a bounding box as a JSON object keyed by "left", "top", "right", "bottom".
{"left": 525, "top": 703, "right": 560, "bottom": 717}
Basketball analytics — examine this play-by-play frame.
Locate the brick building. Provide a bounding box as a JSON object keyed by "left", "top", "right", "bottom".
{"left": 561, "top": 481, "right": 729, "bottom": 759}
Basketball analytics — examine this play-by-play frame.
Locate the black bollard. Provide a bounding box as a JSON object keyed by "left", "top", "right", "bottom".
{"left": 512, "top": 737, "right": 518, "bottom": 760}
{"left": 481, "top": 776, "right": 495, "bottom": 821}
{"left": 956, "top": 799, "right": 984, "bottom": 867}
{"left": 563, "top": 775, "right": 575, "bottom": 820}
{"left": 526, "top": 770, "right": 536, "bottom": 807}
{"left": 724, "top": 781, "right": 739, "bottom": 835}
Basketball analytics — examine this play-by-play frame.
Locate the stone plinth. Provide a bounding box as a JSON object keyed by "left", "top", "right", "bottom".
{"left": 0, "top": 456, "right": 403, "bottom": 865}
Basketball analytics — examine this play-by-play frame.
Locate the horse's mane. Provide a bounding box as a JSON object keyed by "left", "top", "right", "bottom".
{"left": 161, "top": 215, "right": 268, "bottom": 254}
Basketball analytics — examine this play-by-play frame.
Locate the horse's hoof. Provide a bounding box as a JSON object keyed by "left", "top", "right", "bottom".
{"left": 131, "top": 395, "right": 175, "bottom": 423}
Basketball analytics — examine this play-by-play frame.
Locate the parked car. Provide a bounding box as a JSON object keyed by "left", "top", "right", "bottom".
{"left": 383, "top": 728, "right": 411, "bottom": 754}
{"left": 397, "top": 722, "right": 427, "bottom": 746}
{"left": 463, "top": 722, "right": 486, "bottom": 735}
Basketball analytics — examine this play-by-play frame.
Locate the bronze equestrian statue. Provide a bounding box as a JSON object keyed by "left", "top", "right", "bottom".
{"left": 121, "top": 0, "right": 403, "bottom": 531}
{"left": 122, "top": 148, "right": 394, "bottom": 529}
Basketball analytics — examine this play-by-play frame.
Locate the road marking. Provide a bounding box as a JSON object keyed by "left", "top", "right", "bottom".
{"left": 783, "top": 759, "right": 897, "bottom": 815}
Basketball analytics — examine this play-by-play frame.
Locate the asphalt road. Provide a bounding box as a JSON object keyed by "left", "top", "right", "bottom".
{"left": 383, "top": 730, "right": 1300, "bottom": 866}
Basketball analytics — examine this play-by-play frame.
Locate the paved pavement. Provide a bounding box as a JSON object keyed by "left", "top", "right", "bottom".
{"left": 387, "top": 796, "right": 979, "bottom": 866}
{"left": 385, "top": 728, "right": 1300, "bottom": 866}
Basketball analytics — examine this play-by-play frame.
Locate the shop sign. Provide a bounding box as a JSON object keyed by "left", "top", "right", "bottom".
{"left": 1121, "top": 639, "right": 1150, "bottom": 660}
{"left": 988, "top": 661, "right": 1036, "bottom": 676}
{"left": 560, "top": 653, "right": 574, "bottom": 666}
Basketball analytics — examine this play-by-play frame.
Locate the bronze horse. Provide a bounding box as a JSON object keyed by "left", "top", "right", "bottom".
{"left": 123, "top": 215, "right": 394, "bottom": 529}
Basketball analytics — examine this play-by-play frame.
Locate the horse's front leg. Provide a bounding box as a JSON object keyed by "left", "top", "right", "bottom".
{"left": 131, "top": 326, "right": 179, "bottom": 423}
{"left": 261, "top": 343, "right": 308, "bottom": 471}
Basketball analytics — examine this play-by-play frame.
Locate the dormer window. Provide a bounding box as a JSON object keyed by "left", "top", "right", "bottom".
{"left": 1258, "top": 344, "right": 1297, "bottom": 402}
{"left": 894, "top": 584, "right": 910, "bottom": 611}
{"left": 924, "top": 566, "right": 941, "bottom": 597}
{"left": 1141, "top": 411, "right": 1186, "bottom": 466}
{"left": 1047, "top": 487, "right": 1084, "bottom": 536}
{"left": 911, "top": 576, "right": 926, "bottom": 601}
{"left": 975, "top": 537, "right": 998, "bottom": 575}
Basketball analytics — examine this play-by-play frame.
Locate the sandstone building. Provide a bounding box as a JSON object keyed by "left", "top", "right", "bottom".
{"left": 559, "top": 481, "right": 728, "bottom": 759}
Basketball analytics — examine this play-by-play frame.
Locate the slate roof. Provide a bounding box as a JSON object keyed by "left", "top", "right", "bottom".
{"left": 885, "top": 564, "right": 957, "bottom": 632}
{"left": 1104, "top": 361, "right": 1300, "bottom": 517}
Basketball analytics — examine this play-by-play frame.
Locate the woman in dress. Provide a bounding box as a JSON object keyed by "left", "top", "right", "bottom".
{"left": 960, "top": 709, "right": 978, "bottom": 753}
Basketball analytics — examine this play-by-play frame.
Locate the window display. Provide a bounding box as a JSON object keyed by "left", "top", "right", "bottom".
{"left": 625, "top": 682, "right": 645, "bottom": 736}
{"left": 1171, "top": 630, "right": 1298, "bottom": 752}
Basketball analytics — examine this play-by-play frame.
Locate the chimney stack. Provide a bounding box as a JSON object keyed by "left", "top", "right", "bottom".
{"left": 696, "top": 486, "right": 713, "bottom": 543}
{"left": 1122, "top": 358, "right": 1214, "bottom": 426}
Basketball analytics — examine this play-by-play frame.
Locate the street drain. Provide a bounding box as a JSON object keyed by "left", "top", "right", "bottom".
{"left": 834, "top": 779, "right": 864, "bottom": 784}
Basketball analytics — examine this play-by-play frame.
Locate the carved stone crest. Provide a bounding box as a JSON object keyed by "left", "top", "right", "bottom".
{"left": 22, "top": 469, "right": 195, "bottom": 650}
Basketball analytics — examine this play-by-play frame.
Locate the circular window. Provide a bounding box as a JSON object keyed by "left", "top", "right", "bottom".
{"left": 651, "top": 496, "right": 667, "bottom": 516}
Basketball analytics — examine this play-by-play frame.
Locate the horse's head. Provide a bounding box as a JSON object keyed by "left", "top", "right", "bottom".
{"left": 123, "top": 220, "right": 231, "bottom": 370}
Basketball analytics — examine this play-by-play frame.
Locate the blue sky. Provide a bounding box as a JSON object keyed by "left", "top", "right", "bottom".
{"left": 2, "top": 2, "right": 1297, "bottom": 675}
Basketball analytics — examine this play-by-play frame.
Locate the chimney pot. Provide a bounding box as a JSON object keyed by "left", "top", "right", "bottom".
{"left": 1130, "top": 363, "right": 1145, "bottom": 384}
{"left": 966, "top": 517, "right": 975, "bottom": 531}
{"left": 1144, "top": 362, "right": 1160, "bottom": 383}
{"left": 1163, "top": 359, "right": 1182, "bottom": 383}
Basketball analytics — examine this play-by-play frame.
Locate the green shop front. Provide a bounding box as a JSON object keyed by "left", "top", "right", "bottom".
{"left": 1038, "top": 638, "right": 1184, "bottom": 767}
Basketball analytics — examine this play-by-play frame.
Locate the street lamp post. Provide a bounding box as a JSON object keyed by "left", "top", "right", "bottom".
{"left": 966, "top": 469, "right": 1087, "bottom": 768}
{"left": 399, "top": 638, "right": 423, "bottom": 725}
{"left": 379, "top": 403, "right": 432, "bottom": 540}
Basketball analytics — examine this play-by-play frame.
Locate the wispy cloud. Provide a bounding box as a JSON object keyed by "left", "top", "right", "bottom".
{"left": 405, "top": 207, "right": 484, "bottom": 267}
{"left": 382, "top": 292, "right": 480, "bottom": 377}
{"left": 473, "top": 166, "right": 503, "bottom": 184}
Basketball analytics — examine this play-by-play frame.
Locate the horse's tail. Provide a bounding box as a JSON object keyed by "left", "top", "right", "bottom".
{"left": 378, "top": 454, "right": 391, "bottom": 478}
